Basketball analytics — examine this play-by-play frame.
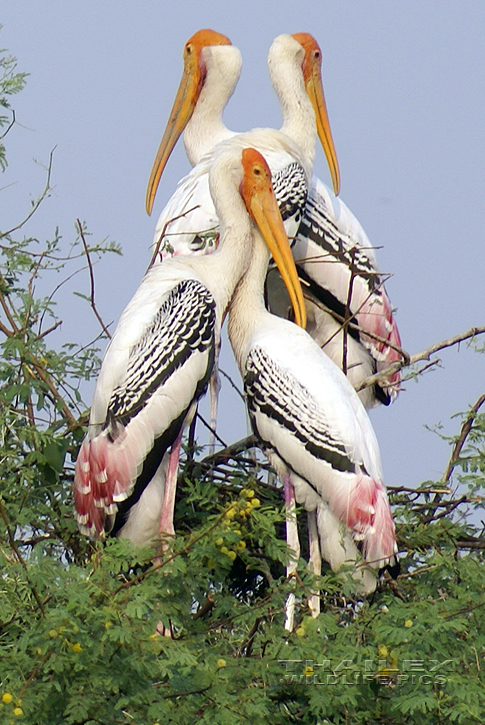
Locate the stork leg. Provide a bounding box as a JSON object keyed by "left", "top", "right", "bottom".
{"left": 307, "top": 509, "right": 321, "bottom": 617}
{"left": 208, "top": 367, "right": 221, "bottom": 455}
{"left": 283, "top": 476, "right": 300, "bottom": 632}
{"left": 155, "top": 429, "right": 184, "bottom": 639}
{"left": 158, "top": 428, "right": 183, "bottom": 547}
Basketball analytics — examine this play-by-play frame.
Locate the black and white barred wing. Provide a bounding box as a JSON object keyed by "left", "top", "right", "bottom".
{"left": 74, "top": 277, "right": 216, "bottom": 537}
{"left": 244, "top": 340, "right": 396, "bottom": 564}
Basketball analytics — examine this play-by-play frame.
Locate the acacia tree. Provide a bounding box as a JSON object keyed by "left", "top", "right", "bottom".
{"left": 1, "top": 49, "right": 485, "bottom": 725}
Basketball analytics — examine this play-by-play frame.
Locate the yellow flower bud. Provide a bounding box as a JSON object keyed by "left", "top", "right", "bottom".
{"left": 236, "top": 540, "right": 246, "bottom": 551}
{"left": 226, "top": 550, "right": 237, "bottom": 561}
{"left": 377, "top": 644, "right": 388, "bottom": 657}
{"left": 48, "top": 629, "right": 58, "bottom": 638}
{"left": 295, "top": 626, "right": 306, "bottom": 638}
{"left": 2, "top": 694, "right": 13, "bottom": 704}
{"left": 13, "top": 707, "right": 23, "bottom": 717}
{"left": 72, "top": 643, "right": 82, "bottom": 653}
{"left": 216, "top": 658, "right": 227, "bottom": 668}
{"left": 250, "top": 498, "right": 260, "bottom": 508}
{"left": 215, "top": 537, "right": 223, "bottom": 547}
{"left": 404, "top": 619, "right": 413, "bottom": 628}
{"left": 245, "top": 489, "right": 254, "bottom": 499}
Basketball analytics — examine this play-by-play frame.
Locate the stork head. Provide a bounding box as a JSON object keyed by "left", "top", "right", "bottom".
{"left": 240, "top": 148, "right": 307, "bottom": 329}
{"left": 146, "top": 29, "right": 232, "bottom": 215}
{"left": 292, "top": 32, "right": 340, "bottom": 195}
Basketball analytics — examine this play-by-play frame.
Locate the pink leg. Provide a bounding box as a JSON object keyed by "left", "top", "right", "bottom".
{"left": 208, "top": 368, "right": 221, "bottom": 456}
{"left": 283, "top": 475, "right": 300, "bottom": 631}
{"left": 158, "top": 429, "right": 183, "bottom": 541}
{"left": 307, "top": 510, "right": 321, "bottom": 617}
{"left": 156, "top": 430, "right": 183, "bottom": 639}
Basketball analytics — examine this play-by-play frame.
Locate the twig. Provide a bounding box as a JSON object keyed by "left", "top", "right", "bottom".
{"left": 0, "top": 147, "right": 56, "bottom": 238}
{"left": 441, "top": 393, "right": 485, "bottom": 484}
{"left": 0, "top": 108, "right": 16, "bottom": 141}
{"left": 77, "top": 219, "right": 112, "bottom": 339}
{"left": 198, "top": 435, "right": 258, "bottom": 468}
{"left": 146, "top": 205, "right": 201, "bottom": 271}
{"left": 219, "top": 367, "right": 246, "bottom": 401}
{"left": 192, "top": 593, "right": 215, "bottom": 620}
{"left": 357, "top": 326, "right": 485, "bottom": 393}
{"left": 0, "top": 498, "right": 45, "bottom": 615}
{"left": 196, "top": 411, "right": 227, "bottom": 448}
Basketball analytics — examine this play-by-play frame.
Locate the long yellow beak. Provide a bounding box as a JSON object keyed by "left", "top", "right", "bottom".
{"left": 306, "top": 71, "right": 340, "bottom": 196}
{"left": 242, "top": 148, "right": 307, "bottom": 329}
{"left": 145, "top": 69, "right": 200, "bottom": 215}
{"left": 292, "top": 33, "right": 340, "bottom": 196}
{"left": 146, "top": 29, "right": 232, "bottom": 215}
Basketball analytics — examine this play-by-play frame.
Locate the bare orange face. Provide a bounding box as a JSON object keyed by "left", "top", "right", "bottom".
{"left": 240, "top": 148, "right": 307, "bottom": 329}
{"left": 291, "top": 33, "right": 340, "bottom": 196}
{"left": 145, "top": 29, "right": 232, "bottom": 215}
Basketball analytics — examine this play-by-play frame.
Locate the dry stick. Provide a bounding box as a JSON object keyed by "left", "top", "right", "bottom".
{"left": 77, "top": 219, "right": 112, "bottom": 339}
{"left": 219, "top": 367, "right": 246, "bottom": 402}
{"left": 356, "top": 326, "right": 485, "bottom": 394}
{"left": 1, "top": 147, "right": 56, "bottom": 239}
{"left": 0, "top": 108, "right": 16, "bottom": 141}
{"left": 342, "top": 248, "right": 357, "bottom": 376}
{"left": 441, "top": 393, "right": 485, "bottom": 484}
{"left": 0, "top": 498, "right": 45, "bottom": 616}
{"left": 28, "top": 358, "right": 77, "bottom": 428}
{"left": 146, "top": 205, "right": 202, "bottom": 271}
{"left": 304, "top": 285, "right": 409, "bottom": 362}
{"left": 196, "top": 411, "right": 227, "bottom": 448}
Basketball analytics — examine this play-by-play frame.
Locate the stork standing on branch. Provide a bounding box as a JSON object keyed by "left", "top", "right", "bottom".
{"left": 224, "top": 152, "right": 397, "bottom": 627}
{"left": 74, "top": 145, "right": 305, "bottom": 548}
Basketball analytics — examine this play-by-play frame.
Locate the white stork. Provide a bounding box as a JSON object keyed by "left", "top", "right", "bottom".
{"left": 145, "top": 28, "right": 241, "bottom": 207}
{"left": 74, "top": 145, "right": 304, "bottom": 547}
{"left": 226, "top": 151, "right": 397, "bottom": 626}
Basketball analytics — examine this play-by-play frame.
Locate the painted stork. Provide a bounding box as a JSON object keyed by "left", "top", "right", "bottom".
{"left": 74, "top": 145, "right": 305, "bottom": 547}
{"left": 145, "top": 28, "right": 241, "bottom": 203}
{"left": 144, "top": 32, "right": 339, "bottom": 453}
{"left": 226, "top": 152, "right": 397, "bottom": 625}
{"left": 146, "top": 32, "right": 402, "bottom": 409}
{"left": 145, "top": 33, "right": 339, "bottom": 254}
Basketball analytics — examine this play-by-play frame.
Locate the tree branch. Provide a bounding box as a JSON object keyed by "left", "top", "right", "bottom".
{"left": 441, "top": 393, "right": 485, "bottom": 484}
{"left": 357, "top": 326, "right": 485, "bottom": 393}
{"left": 77, "top": 219, "right": 112, "bottom": 339}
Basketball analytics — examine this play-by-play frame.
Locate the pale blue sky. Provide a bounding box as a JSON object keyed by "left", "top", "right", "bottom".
{"left": 2, "top": 1, "right": 484, "bottom": 494}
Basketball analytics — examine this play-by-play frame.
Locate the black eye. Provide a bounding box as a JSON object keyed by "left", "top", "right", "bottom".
{"left": 185, "top": 44, "right": 193, "bottom": 55}
{"left": 254, "top": 168, "right": 261, "bottom": 175}
{"left": 314, "top": 50, "right": 321, "bottom": 59}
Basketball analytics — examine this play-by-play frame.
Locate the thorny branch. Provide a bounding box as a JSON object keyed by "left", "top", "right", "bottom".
{"left": 0, "top": 147, "right": 56, "bottom": 239}
{"left": 357, "top": 326, "right": 485, "bottom": 394}
{"left": 77, "top": 218, "right": 112, "bottom": 340}
{"left": 441, "top": 393, "right": 485, "bottom": 484}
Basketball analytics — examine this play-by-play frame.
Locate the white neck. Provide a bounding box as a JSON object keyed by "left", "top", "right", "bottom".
{"left": 183, "top": 45, "right": 241, "bottom": 165}
{"left": 268, "top": 34, "right": 317, "bottom": 168}
{"left": 227, "top": 229, "right": 271, "bottom": 372}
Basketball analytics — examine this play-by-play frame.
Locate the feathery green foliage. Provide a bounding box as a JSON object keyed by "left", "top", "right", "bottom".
{"left": 1, "top": 46, "right": 485, "bottom": 725}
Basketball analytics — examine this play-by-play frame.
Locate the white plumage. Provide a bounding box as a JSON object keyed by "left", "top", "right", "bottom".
{"left": 146, "top": 32, "right": 402, "bottom": 408}
{"left": 226, "top": 154, "right": 397, "bottom": 618}
{"left": 74, "top": 145, "right": 306, "bottom": 546}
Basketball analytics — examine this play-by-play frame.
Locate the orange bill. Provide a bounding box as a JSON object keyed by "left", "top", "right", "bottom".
{"left": 292, "top": 33, "right": 340, "bottom": 196}
{"left": 146, "top": 29, "right": 231, "bottom": 215}
{"left": 241, "top": 148, "right": 307, "bottom": 329}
